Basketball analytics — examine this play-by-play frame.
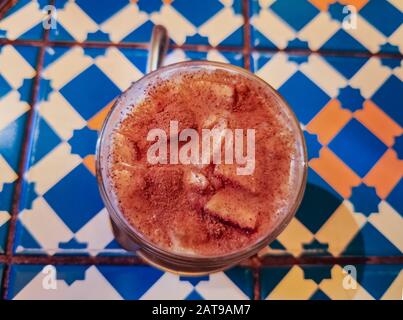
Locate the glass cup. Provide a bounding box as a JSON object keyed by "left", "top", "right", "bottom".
{"left": 96, "top": 26, "right": 307, "bottom": 275}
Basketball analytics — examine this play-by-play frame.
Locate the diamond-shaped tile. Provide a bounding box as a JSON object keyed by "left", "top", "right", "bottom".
{"left": 296, "top": 179, "right": 343, "bottom": 234}
{"left": 43, "top": 164, "right": 103, "bottom": 233}
{"left": 48, "top": 0, "right": 244, "bottom": 46}
{"left": 349, "top": 184, "right": 381, "bottom": 216}
{"left": 0, "top": 263, "right": 3, "bottom": 286}
{"left": 75, "top": 0, "right": 129, "bottom": 24}
{"left": 250, "top": 0, "right": 400, "bottom": 54}
{"left": 0, "top": 0, "right": 49, "bottom": 41}
{"left": 14, "top": 47, "right": 244, "bottom": 256}
{"left": 329, "top": 119, "right": 387, "bottom": 177}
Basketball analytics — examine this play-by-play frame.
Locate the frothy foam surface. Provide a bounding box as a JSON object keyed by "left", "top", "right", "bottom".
{"left": 106, "top": 67, "right": 305, "bottom": 257}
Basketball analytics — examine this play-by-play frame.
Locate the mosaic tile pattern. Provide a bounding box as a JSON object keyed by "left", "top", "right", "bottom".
{"left": 7, "top": 264, "right": 253, "bottom": 300}
{"left": 252, "top": 52, "right": 403, "bottom": 258}
{"left": 46, "top": 0, "right": 244, "bottom": 46}
{"left": 250, "top": 0, "right": 403, "bottom": 54}
{"left": 13, "top": 47, "right": 244, "bottom": 256}
{"left": 261, "top": 264, "right": 403, "bottom": 300}
{"left": 0, "top": 44, "right": 39, "bottom": 252}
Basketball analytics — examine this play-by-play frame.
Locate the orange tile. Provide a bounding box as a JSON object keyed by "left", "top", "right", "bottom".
{"left": 87, "top": 99, "right": 115, "bottom": 131}
{"left": 309, "top": 0, "right": 368, "bottom": 11}
{"left": 306, "top": 99, "right": 352, "bottom": 145}
{"left": 339, "top": 0, "right": 369, "bottom": 11}
{"left": 83, "top": 154, "right": 96, "bottom": 176}
{"left": 354, "top": 100, "right": 403, "bottom": 147}
{"left": 310, "top": 147, "right": 361, "bottom": 198}
{"left": 309, "top": 0, "right": 334, "bottom": 11}
{"left": 363, "top": 149, "right": 403, "bottom": 199}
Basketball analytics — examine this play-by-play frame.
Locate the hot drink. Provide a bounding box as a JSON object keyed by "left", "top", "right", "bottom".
{"left": 102, "top": 65, "right": 306, "bottom": 257}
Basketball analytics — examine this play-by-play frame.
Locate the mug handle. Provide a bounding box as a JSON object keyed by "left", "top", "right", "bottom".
{"left": 146, "top": 25, "right": 169, "bottom": 73}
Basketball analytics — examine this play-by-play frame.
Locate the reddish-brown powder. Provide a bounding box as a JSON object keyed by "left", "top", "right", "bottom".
{"left": 108, "top": 69, "right": 301, "bottom": 256}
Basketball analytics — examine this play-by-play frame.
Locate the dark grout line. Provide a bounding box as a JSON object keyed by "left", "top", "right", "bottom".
{"left": 242, "top": 0, "right": 251, "bottom": 70}
{"left": 1, "top": 13, "right": 51, "bottom": 300}
{"left": 259, "top": 255, "right": 403, "bottom": 266}
{"left": 0, "top": 38, "right": 402, "bottom": 59}
{"left": 1, "top": 0, "right": 402, "bottom": 300}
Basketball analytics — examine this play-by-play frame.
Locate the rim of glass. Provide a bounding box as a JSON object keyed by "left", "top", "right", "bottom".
{"left": 96, "top": 60, "right": 308, "bottom": 262}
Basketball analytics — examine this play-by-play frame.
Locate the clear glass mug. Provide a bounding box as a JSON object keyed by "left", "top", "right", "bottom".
{"left": 96, "top": 26, "right": 308, "bottom": 275}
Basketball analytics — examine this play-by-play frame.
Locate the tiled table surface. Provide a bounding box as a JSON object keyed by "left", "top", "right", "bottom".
{"left": 0, "top": 0, "right": 401, "bottom": 299}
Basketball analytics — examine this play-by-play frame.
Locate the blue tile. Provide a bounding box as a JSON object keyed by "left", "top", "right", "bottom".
{"left": 249, "top": 0, "right": 401, "bottom": 54}
{"left": 0, "top": 182, "right": 14, "bottom": 252}
{"left": 0, "top": 0, "right": 49, "bottom": 40}
{"left": 360, "top": 0, "right": 403, "bottom": 37}
{"left": 0, "top": 113, "right": 29, "bottom": 173}
{"left": 44, "top": 164, "right": 104, "bottom": 233}
{"left": 59, "top": 64, "right": 120, "bottom": 120}
{"left": 322, "top": 55, "right": 368, "bottom": 80}
{"left": 0, "top": 264, "right": 3, "bottom": 292}
{"left": 7, "top": 265, "right": 48, "bottom": 298}
{"left": 172, "top": 0, "right": 224, "bottom": 27}
{"left": 296, "top": 180, "right": 343, "bottom": 234}
{"left": 372, "top": 75, "right": 403, "bottom": 127}
{"left": 304, "top": 131, "right": 321, "bottom": 160}
{"left": 121, "top": 20, "right": 155, "bottom": 44}
{"left": 337, "top": 86, "right": 365, "bottom": 112}
{"left": 321, "top": 29, "right": 368, "bottom": 53}
{"left": 386, "top": 179, "right": 403, "bottom": 216}
{"left": 68, "top": 127, "right": 98, "bottom": 158}
{"left": 48, "top": 23, "right": 76, "bottom": 42}
{"left": 28, "top": 117, "right": 62, "bottom": 166}
{"left": 310, "top": 289, "right": 330, "bottom": 300}
{"left": 349, "top": 184, "right": 381, "bottom": 216}
{"left": 260, "top": 266, "right": 292, "bottom": 299}
{"left": 118, "top": 48, "right": 148, "bottom": 74}
{"left": 224, "top": 267, "right": 254, "bottom": 299}
{"left": 97, "top": 265, "right": 164, "bottom": 300}
{"left": 0, "top": 74, "right": 12, "bottom": 99}
{"left": 261, "top": 264, "right": 403, "bottom": 299}
{"left": 329, "top": 119, "right": 387, "bottom": 177}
